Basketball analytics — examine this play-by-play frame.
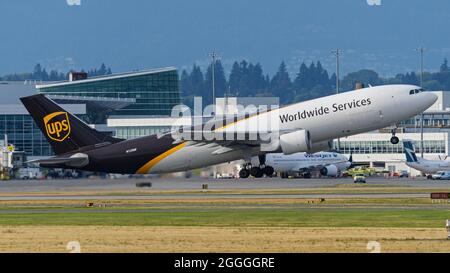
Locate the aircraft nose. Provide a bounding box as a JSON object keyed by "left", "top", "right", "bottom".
{"left": 423, "top": 92, "right": 438, "bottom": 108}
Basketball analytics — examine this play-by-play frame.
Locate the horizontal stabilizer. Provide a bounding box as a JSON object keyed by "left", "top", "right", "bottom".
{"left": 27, "top": 153, "right": 89, "bottom": 168}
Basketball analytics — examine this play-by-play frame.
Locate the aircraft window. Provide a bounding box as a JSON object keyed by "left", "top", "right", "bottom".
{"left": 415, "top": 89, "right": 420, "bottom": 94}
{"left": 409, "top": 90, "right": 414, "bottom": 95}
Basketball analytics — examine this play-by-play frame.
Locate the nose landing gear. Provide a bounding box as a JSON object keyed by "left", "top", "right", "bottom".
{"left": 390, "top": 127, "right": 399, "bottom": 144}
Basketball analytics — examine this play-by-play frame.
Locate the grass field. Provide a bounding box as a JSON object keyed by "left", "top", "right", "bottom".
{"left": 0, "top": 208, "right": 449, "bottom": 228}
{"left": 0, "top": 187, "right": 449, "bottom": 252}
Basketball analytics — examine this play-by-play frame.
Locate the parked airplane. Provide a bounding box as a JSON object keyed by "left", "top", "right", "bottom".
{"left": 21, "top": 84, "right": 436, "bottom": 175}
{"left": 257, "top": 152, "right": 352, "bottom": 179}
{"left": 403, "top": 140, "right": 450, "bottom": 174}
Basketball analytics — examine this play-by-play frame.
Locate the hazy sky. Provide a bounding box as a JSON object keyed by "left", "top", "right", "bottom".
{"left": 1, "top": 0, "right": 450, "bottom": 77}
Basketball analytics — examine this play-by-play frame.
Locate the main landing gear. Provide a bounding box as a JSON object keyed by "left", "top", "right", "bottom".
{"left": 239, "top": 164, "right": 275, "bottom": 178}
{"left": 239, "top": 155, "right": 275, "bottom": 178}
{"left": 390, "top": 127, "right": 399, "bottom": 145}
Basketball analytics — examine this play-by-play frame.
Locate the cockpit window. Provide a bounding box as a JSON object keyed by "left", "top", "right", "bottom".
{"left": 410, "top": 89, "right": 424, "bottom": 95}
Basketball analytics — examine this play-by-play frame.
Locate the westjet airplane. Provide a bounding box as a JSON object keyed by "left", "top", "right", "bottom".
{"left": 21, "top": 84, "right": 436, "bottom": 175}
{"left": 403, "top": 140, "right": 450, "bottom": 175}
{"left": 259, "top": 152, "right": 351, "bottom": 179}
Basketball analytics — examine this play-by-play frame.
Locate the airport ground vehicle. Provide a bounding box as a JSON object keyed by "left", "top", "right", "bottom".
{"left": 431, "top": 171, "right": 450, "bottom": 180}
{"left": 353, "top": 174, "right": 367, "bottom": 183}
{"left": 345, "top": 166, "right": 377, "bottom": 176}
{"left": 17, "top": 168, "right": 43, "bottom": 180}
{"left": 21, "top": 85, "right": 436, "bottom": 175}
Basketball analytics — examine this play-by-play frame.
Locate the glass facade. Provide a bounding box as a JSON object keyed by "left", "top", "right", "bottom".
{"left": 401, "top": 113, "right": 450, "bottom": 128}
{"left": 335, "top": 140, "right": 445, "bottom": 154}
{"left": 0, "top": 114, "right": 52, "bottom": 156}
{"left": 37, "top": 69, "right": 180, "bottom": 116}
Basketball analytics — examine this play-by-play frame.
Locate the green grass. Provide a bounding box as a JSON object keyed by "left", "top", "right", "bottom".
{"left": 0, "top": 208, "right": 448, "bottom": 228}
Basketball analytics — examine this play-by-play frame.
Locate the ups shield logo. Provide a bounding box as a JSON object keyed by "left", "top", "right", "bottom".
{"left": 43, "top": 112, "right": 71, "bottom": 142}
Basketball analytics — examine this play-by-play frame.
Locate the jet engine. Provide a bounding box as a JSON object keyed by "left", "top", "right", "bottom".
{"left": 279, "top": 130, "right": 312, "bottom": 155}
{"left": 320, "top": 164, "right": 338, "bottom": 176}
{"left": 309, "top": 140, "right": 333, "bottom": 153}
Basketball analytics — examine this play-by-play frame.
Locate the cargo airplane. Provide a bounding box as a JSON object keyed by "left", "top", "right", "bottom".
{"left": 20, "top": 85, "right": 436, "bottom": 175}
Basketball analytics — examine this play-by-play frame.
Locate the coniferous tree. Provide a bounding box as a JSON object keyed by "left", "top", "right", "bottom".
{"left": 270, "top": 61, "right": 292, "bottom": 104}
{"left": 33, "top": 64, "right": 43, "bottom": 80}
{"left": 180, "top": 70, "right": 191, "bottom": 96}
{"left": 440, "top": 58, "right": 449, "bottom": 72}
{"left": 248, "top": 62, "right": 267, "bottom": 95}
{"left": 404, "top": 72, "right": 419, "bottom": 85}
{"left": 98, "top": 63, "right": 107, "bottom": 75}
{"left": 204, "top": 60, "right": 227, "bottom": 105}
{"left": 329, "top": 73, "right": 337, "bottom": 90}
{"left": 228, "top": 61, "right": 242, "bottom": 96}
{"left": 293, "top": 62, "right": 309, "bottom": 90}
{"left": 189, "top": 64, "right": 205, "bottom": 98}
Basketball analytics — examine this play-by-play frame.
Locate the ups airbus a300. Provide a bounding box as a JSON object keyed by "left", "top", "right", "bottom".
{"left": 21, "top": 85, "right": 436, "bottom": 175}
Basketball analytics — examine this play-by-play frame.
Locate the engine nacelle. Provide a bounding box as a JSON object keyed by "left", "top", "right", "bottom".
{"left": 320, "top": 164, "right": 338, "bottom": 177}
{"left": 279, "top": 130, "right": 312, "bottom": 155}
{"left": 309, "top": 140, "right": 333, "bottom": 153}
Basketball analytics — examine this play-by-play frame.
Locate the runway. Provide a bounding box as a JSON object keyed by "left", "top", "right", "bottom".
{"left": 0, "top": 193, "right": 429, "bottom": 201}
{"left": 1, "top": 176, "right": 450, "bottom": 193}
{"left": 0, "top": 176, "right": 449, "bottom": 201}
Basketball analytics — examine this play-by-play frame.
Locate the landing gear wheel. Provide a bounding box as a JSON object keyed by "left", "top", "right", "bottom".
{"left": 263, "top": 166, "right": 274, "bottom": 177}
{"left": 390, "top": 127, "right": 399, "bottom": 144}
{"left": 390, "top": 136, "right": 399, "bottom": 145}
{"left": 239, "top": 168, "right": 250, "bottom": 178}
{"left": 303, "top": 172, "right": 312, "bottom": 179}
{"left": 250, "top": 167, "right": 264, "bottom": 178}
{"left": 280, "top": 172, "right": 288, "bottom": 179}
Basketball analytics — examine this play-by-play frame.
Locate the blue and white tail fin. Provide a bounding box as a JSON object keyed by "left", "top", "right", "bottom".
{"left": 403, "top": 140, "right": 418, "bottom": 163}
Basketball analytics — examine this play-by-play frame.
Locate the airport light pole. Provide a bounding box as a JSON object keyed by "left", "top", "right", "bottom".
{"left": 332, "top": 49, "right": 341, "bottom": 152}
{"left": 416, "top": 47, "right": 425, "bottom": 158}
{"left": 209, "top": 51, "right": 218, "bottom": 116}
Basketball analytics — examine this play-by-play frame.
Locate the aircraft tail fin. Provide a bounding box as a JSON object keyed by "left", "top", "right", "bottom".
{"left": 403, "top": 140, "right": 418, "bottom": 163}
{"left": 20, "top": 94, "right": 122, "bottom": 155}
{"left": 349, "top": 153, "right": 355, "bottom": 168}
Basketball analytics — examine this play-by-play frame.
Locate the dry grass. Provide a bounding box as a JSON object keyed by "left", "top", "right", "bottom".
{"left": 0, "top": 226, "right": 448, "bottom": 253}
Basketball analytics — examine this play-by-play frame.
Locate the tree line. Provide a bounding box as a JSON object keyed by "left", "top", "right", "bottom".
{"left": 3, "top": 59, "right": 450, "bottom": 106}
{"left": 0, "top": 63, "right": 112, "bottom": 82}
{"left": 181, "top": 58, "right": 450, "bottom": 106}
{"left": 181, "top": 60, "right": 336, "bottom": 106}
